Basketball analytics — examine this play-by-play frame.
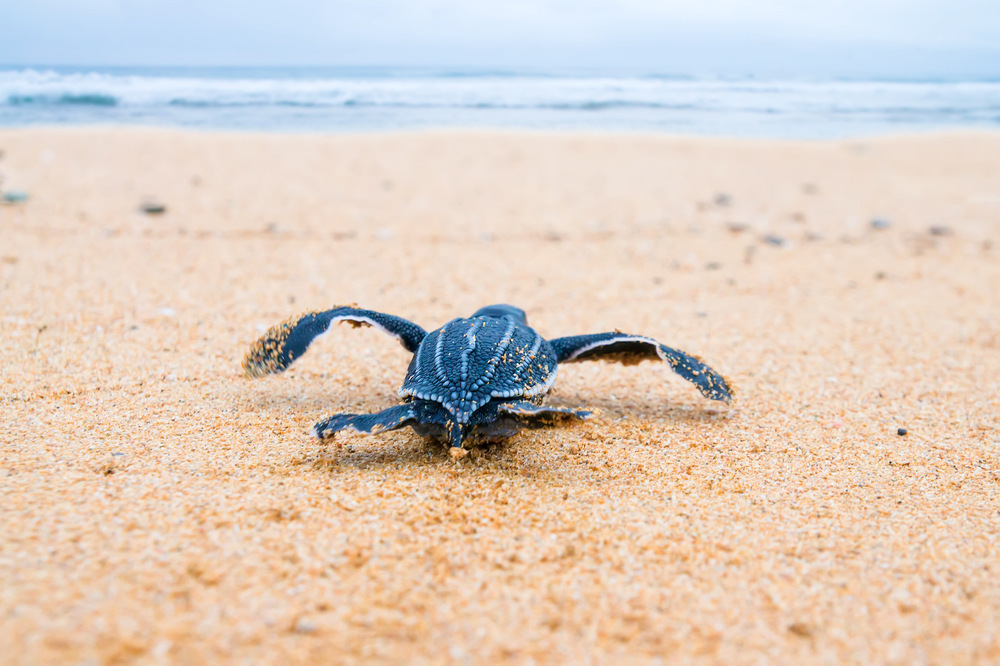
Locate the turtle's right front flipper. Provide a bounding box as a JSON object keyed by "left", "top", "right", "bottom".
{"left": 243, "top": 306, "right": 427, "bottom": 377}
{"left": 312, "top": 404, "right": 420, "bottom": 440}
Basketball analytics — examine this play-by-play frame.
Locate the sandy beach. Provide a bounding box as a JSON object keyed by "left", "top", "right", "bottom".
{"left": 1, "top": 127, "right": 999, "bottom": 663}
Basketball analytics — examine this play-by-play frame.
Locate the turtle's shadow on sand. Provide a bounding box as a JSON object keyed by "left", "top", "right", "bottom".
{"left": 549, "top": 395, "right": 735, "bottom": 425}
{"left": 292, "top": 435, "right": 539, "bottom": 475}
{"left": 289, "top": 399, "right": 735, "bottom": 476}
{"left": 241, "top": 381, "right": 735, "bottom": 472}
{"left": 243, "top": 389, "right": 734, "bottom": 426}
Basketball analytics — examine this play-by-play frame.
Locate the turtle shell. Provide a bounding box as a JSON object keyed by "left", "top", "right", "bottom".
{"left": 399, "top": 315, "right": 558, "bottom": 424}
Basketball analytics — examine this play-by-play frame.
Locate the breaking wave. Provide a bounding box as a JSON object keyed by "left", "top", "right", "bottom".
{"left": 1, "top": 66, "right": 998, "bottom": 137}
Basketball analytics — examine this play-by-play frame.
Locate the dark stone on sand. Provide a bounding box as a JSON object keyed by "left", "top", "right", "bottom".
{"left": 140, "top": 200, "right": 167, "bottom": 215}
{"left": 871, "top": 218, "right": 892, "bottom": 230}
{"left": 929, "top": 225, "right": 951, "bottom": 236}
{"left": 897, "top": 428, "right": 908, "bottom": 436}
{"left": 1, "top": 190, "right": 30, "bottom": 204}
{"left": 762, "top": 234, "right": 786, "bottom": 247}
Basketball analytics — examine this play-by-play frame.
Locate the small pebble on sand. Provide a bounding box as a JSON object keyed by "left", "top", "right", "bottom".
{"left": 897, "top": 428, "right": 908, "bottom": 436}
{"left": 293, "top": 618, "right": 318, "bottom": 634}
{"left": 140, "top": 200, "right": 167, "bottom": 214}
{"left": 871, "top": 218, "right": 892, "bottom": 230}
{"left": 1, "top": 190, "right": 30, "bottom": 204}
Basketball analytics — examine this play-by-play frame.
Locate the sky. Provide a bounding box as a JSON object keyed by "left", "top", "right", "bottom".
{"left": 2, "top": 0, "right": 999, "bottom": 78}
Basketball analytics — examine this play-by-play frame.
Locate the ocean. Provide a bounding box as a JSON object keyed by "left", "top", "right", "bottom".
{"left": 1, "top": 66, "right": 998, "bottom": 138}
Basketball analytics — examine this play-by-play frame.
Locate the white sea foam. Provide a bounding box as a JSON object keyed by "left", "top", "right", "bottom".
{"left": 1, "top": 67, "right": 997, "bottom": 137}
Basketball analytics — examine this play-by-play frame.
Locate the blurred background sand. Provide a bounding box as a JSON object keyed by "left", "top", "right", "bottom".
{"left": 1, "top": 128, "right": 999, "bottom": 663}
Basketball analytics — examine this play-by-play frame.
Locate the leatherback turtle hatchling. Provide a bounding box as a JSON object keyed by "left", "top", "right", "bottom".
{"left": 243, "top": 304, "right": 733, "bottom": 455}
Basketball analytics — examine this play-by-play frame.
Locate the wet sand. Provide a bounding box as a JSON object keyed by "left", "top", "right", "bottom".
{"left": 1, "top": 128, "right": 999, "bottom": 663}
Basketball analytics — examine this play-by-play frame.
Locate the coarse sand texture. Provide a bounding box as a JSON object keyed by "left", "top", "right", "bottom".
{"left": 1, "top": 128, "right": 999, "bottom": 663}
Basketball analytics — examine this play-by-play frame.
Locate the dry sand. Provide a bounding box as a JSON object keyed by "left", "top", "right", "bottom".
{"left": 1, "top": 127, "right": 999, "bottom": 664}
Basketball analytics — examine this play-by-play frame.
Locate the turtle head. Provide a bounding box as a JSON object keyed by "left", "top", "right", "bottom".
{"left": 471, "top": 304, "right": 527, "bottom": 324}
{"left": 447, "top": 420, "right": 469, "bottom": 458}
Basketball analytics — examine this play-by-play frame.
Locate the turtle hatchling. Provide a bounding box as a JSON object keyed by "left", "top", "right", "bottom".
{"left": 243, "top": 304, "right": 733, "bottom": 456}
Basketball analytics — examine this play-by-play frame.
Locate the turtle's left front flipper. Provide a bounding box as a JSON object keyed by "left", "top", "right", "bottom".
{"left": 497, "top": 401, "right": 592, "bottom": 426}
{"left": 549, "top": 332, "right": 734, "bottom": 403}
{"left": 243, "top": 306, "right": 427, "bottom": 377}
{"left": 312, "top": 404, "right": 419, "bottom": 440}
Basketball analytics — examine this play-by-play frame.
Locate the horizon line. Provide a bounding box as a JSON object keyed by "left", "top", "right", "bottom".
{"left": 2, "top": 64, "right": 999, "bottom": 83}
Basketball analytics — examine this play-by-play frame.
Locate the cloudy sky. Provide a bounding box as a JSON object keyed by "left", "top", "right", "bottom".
{"left": 2, "top": 0, "right": 998, "bottom": 77}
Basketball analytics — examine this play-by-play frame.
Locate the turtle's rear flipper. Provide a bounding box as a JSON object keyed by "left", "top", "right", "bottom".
{"left": 312, "top": 404, "right": 418, "bottom": 440}
{"left": 549, "top": 332, "right": 733, "bottom": 403}
{"left": 497, "top": 401, "right": 592, "bottom": 427}
{"left": 243, "top": 306, "right": 427, "bottom": 377}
